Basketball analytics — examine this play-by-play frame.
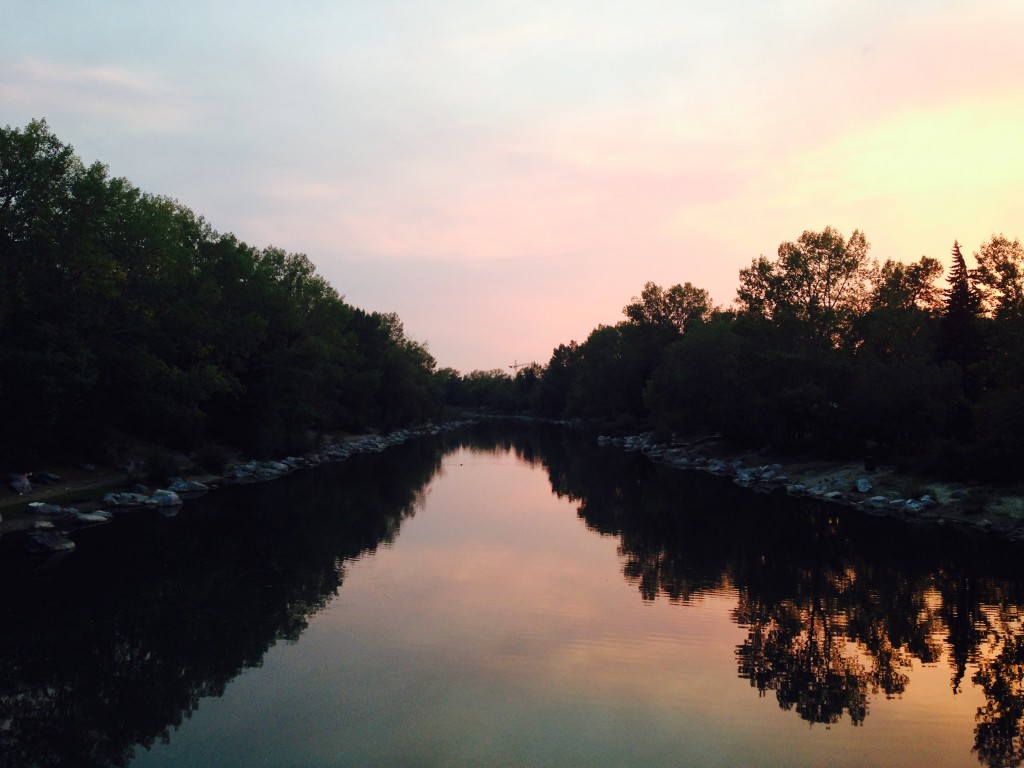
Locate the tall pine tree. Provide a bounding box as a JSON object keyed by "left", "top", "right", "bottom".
{"left": 944, "top": 241, "right": 982, "bottom": 322}
{"left": 939, "top": 241, "right": 983, "bottom": 414}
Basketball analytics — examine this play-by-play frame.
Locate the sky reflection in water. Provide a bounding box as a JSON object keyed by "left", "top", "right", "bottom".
{"left": 129, "top": 438, "right": 990, "bottom": 768}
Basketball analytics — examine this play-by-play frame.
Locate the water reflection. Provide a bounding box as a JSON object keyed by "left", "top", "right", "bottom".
{"left": 537, "top": 427, "right": 1024, "bottom": 767}
{"left": 0, "top": 440, "right": 442, "bottom": 768}
{"left": 1, "top": 422, "right": 1024, "bottom": 767}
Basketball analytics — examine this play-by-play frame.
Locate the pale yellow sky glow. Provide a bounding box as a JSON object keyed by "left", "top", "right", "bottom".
{"left": 3, "top": 1, "right": 1022, "bottom": 370}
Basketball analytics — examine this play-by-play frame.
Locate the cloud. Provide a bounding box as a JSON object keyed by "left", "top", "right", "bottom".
{"left": 0, "top": 56, "right": 194, "bottom": 134}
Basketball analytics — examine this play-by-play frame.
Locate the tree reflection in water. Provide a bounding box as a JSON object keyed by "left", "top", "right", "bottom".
{"left": 0, "top": 439, "right": 443, "bottom": 768}
{"left": 537, "top": 426, "right": 1024, "bottom": 768}
{"left": 2, "top": 422, "right": 1024, "bottom": 767}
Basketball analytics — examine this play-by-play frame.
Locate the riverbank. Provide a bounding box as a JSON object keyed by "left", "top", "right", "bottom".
{"left": 601, "top": 432, "right": 1024, "bottom": 541}
{"left": 0, "top": 422, "right": 474, "bottom": 547}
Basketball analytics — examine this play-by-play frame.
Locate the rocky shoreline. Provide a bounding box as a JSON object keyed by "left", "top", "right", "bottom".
{"left": 2, "top": 422, "right": 474, "bottom": 556}
{"left": 8, "top": 420, "right": 1022, "bottom": 557}
{"left": 599, "top": 432, "right": 1024, "bottom": 542}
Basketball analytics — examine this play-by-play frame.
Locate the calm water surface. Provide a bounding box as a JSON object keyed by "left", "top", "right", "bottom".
{"left": 2, "top": 423, "right": 1022, "bottom": 767}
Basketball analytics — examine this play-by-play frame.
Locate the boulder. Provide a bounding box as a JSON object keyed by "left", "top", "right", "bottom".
{"left": 27, "top": 501, "right": 64, "bottom": 515}
{"left": 103, "top": 492, "right": 151, "bottom": 507}
{"left": 706, "top": 459, "right": 729, "bottom": 474}
{"left": 26, "top": 502, "right": 76, "bottom": 521}
{"left": 9, "top": 474, "right": 31, "bottom": 495}
{"left": 74, "top": 509, "right": 113, "bottom": 523}
{"left": 26, "top": 530, "right": 75, "bottom": 553}
{"left": 167, "top": 478, "right": 209, "bottom": 494}
{"left": 148, "top": 489, "right": 182, "bottom": 507}
{"left": 855, "top": 478, "right": 873, "bottom": 493}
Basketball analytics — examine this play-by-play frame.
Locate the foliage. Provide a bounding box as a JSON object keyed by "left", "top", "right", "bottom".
{"left": 736, "top": 227, "right": 873, "bottom": 350}
{"left": 623, "top": 281, "right": 714, "bottom": 334}
{"left": 0, "top": 119, "right": 441, "bottom": 465}
{"left": 510, "top": 228, "right": 1024, "bottom": 479}
{"left": 974, "top": 234, "right": 1024, "bottom": 319}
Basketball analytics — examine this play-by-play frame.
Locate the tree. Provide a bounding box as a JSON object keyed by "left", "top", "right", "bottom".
{"left": 537, "top": 342, "right": 579, "bottom": 417}
{"left": 736, "top": 227, "right": 873, "bottom": 349}
{"left": 623, "top": 281, "right": 714, "bottom": 334}
{"left": 853, "top": 256, "right": 943, "bottom": 363}
{"left": 0, "top": 119, "right": 447, "bottom": 462}
{"left": 938, "top": 241, "right": 983, "bottom": 369}
{"left": 870, "top": 256, "right": 944, "bottom": 314}
{"left": 973, "top": 235, "right": 1024, "bottom": 319}
{"left": 945, "top": 241, "right": 982, "bottom": 319}
{"left": 565, "top": 324, "right": 653, "bottom": 422}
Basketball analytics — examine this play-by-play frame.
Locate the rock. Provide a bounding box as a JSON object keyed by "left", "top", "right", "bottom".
{"left": 920, "top": 495, "right": 938, "bottom": 509}
{"left": 904, "top": 500, "right": 926, "bottom": 514}
{"left": 27, "top": 502, "right": 64, "bottom": 515}
{"left": 855, "top": 478, "right": 873, "bottom": 493}
{"left": 9, "top": 474, "right": 31, "bottom": 495}
{"left": 26, "top": 530, "right": 75, "bottom": 553}
{"left": 32, "top": 471, "right": 62, "bottom": 484}
{"left": 102, "top": 492, "right": 151, "bottom": 507}
{"left": 148, "top": 489, "right": 182, "bottom": 507}
{"left": 74, "top": 510, "right": 113, "bottom": 523}
{"left": 787, "top": 483, "right": 807, "bottom": 496}
{"left": 26, "top": 502, "right": 76, "bottom": 521}
{"left": 130, "top": 483, "right": 151, "bottom": 495}
{"left": 167, "top": 478, "right": 209, "bottom": 494}
{"left": 706, "top": 459, "right": 729, "bottom": 474}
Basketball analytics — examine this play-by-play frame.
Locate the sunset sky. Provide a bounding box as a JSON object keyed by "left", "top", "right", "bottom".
{"left": 3, "top": 1, "right": 1023, "bottom": 372}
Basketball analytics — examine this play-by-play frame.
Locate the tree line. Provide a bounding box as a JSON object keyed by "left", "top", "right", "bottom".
{"left": 1, "top": 119, "right": 441, "bottom": 466}
{"left": 453, "top": 227, "right": 1024, "bottom": 480}
{"left": 6, "top": 119, "right": 1021, "bottom": 480}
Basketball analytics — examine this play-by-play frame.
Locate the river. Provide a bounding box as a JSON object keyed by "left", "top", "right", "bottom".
{"left": 1, "top": 422, "right": 1022, "bottom": 767}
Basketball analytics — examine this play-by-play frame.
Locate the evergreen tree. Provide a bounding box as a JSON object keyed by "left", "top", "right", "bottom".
{"left": 937, "top": 241, "right": 984, "bottom": 437}
{"left": 944, "top": 241, "right": 982, "bottom": 322}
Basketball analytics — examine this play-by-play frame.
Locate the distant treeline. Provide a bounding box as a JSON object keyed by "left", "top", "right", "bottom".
{"left": 1, "top": 119, "right": 440, "bottom": 466}
{"left": 6, "top": 120, "right": 1022, "bottom": 481}
{"left": 450, "top": 228, "right": 1024, "bottom": 480}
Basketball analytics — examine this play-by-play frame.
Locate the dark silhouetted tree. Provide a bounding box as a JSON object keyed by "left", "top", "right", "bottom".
{"left": 974, "top": 234, "right": 1024, "bottom": 320}
{"left": 623, "top": 281, "right": 713, "bottom": 334}
{"left": 736, "top": 227, "right": 873, "bottom": 351}
{"left": 938, "top": 241, "right": 982, "bottom": 370}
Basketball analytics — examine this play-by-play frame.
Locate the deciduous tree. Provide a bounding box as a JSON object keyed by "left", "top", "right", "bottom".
{"left": 736, "top": 227, "right": 873, "bottom": 349}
